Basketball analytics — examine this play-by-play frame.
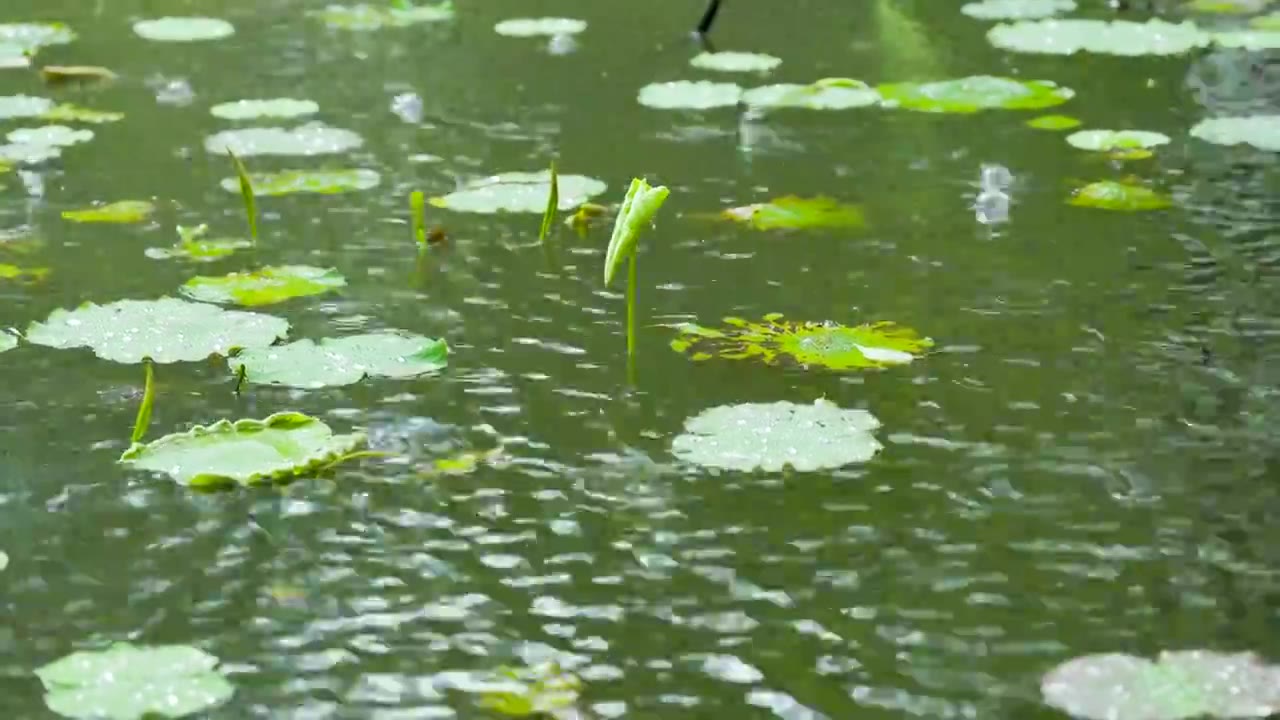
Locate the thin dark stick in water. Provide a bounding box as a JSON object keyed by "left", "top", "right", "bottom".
{"left": 696, "top": 0, "right": 722, "bottom": 36}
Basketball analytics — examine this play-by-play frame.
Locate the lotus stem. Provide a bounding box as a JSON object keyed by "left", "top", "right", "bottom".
{"left": 626, "top": 253, "right": 637, "bottom": 368}
{"left": 697, "top": 0, "right": 722, "bottom": 36}
{"left": 410, "top": 190, "right": 426, "bottom": 247}
{"left": 538, "top": 160, "right": 559, "bottom": 245}
{"left": 131, "top": 358, "right": 155, "bottom": 444}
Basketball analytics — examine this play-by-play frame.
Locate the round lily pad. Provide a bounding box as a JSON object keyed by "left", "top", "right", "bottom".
{"left": 877, "top": 75, "right": 1074, "bottom": 113}
{"left": 0, "top": 142, "right": 60, "bottom": 164}
{"left": 210, "top": 98, "right": 319, "bottom": 121}
{"left": 62, "top": 200, "right": 154, "bottom": 224}
{"left": 1042, "top": 650, "right": 1280, "bottom": 720}
{"left": 1068, "top": 180, "right": 1172, "bottom": 211}
{"left": 1026, "top": 113, "right": 1082, "bottom": 130}
{"left": 0, "top": 95, "right": 54, "bottom": 119}
{"left": 230, "top": 332, "right": 448, "bottom": 388}
{"left": 742, "top": 78, "right": 880, "bottom": 110}
{"left": 0, "top": 22, "right": 75, "bottom": 54}
{"left": 7, "top": 125, "right": 92, "bottom": 147}
{"left": 431, "top": 170, "right": 606, "bottom": 213}
{"left": 637, "top": 80, "right": 744, "bottom": 110}
{"left": 721, "top": 196, "right": 865, "bottom": 230}
{"left": 690, "top": 51, "right": 782, "bottom": 73}
{"left": 40, "top": 104, "right": 124, "bottom": 124}
{"left": 180, "top": 265, "right": 346, "bottom": 307}
{"left": 1066, "top": 129, "right": 1171, "bottom": 152}
{"left": 203, "top": 123, "right": 362, "bottom": 157}
{"left": 987, "top": 18, "right": 1212, "bottom": 55}
{"left": 26, "top": 297, "right": 288, "bottom": 364}
{"left": 1211, "top": 30, "right": 1280, "bottom": 49}
{"left": 35, "top": 642, "right": 234, "bottom": 719}
{"left": 1254, "top": 12, "right": 1280, "bottom": 30}
{"left": 146, "top": 238, "right": 252, "bottom": 262}
{"left": 0, "top": 333, "right": 15, "bottom": 354}
{"left": 313, "top": 3, "right": 455, "bottom": 30}
{"left": 120, "top": 412, "right": 365, "bottom": 487}
{"left": 670, "top": 314, "right": 933, "bottom": 370}
{"left": 1190, "top": 115, "right": 1280, "bottom": 151}
{"left": 220, "top": 168, "right": 380, "bottom": 196}
{"left": 671, "top": 399, "right": 883, "bottom": 472}
{"left": 961, "top": 0, "right": 1076, "bottom": 19}
{"left": 494, "top": 18, "right": 587, "bottom": 37}
{"left": 132, "top": 17, "right": 235, "bottom": 42}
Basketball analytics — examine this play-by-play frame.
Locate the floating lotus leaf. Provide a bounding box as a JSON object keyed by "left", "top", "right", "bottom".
{"left": 0, "top": 263, "right": 49, "bottom": 283}
{"left": 742, "top": 78, "right": 880, "bottom": 110}
{"left": 229, "top": 332, "right": 449, "bottom": 388}
{"left": 0, "top": 95, "right": 54, "bottom": 119}
{"left": 669, "top": 313, "right": 932, "bottom": 370}
{"left": 637, "top": 80, "right": 744, "bottom": 110}
{"left": 7, "top": 125, "right": 92, "bottom": 147}
{"left": 0, "top": 142, "right": 60, "bottom": 164}
{"left": 1211, "top": 30, "right": 1280, "bottom": 49}
{"left": 721, "top": 195, "right": 865, "bottom": 230}
{"left": 690, "top": 51, "right": 782, "bottom": 73}
{"left": 26, "top": 297, "right": 289, "bottom": 364}
{"left": 671, "top": 399, "right": 883, "bottom": 472}
{"left": 40, "top": 104, "right": 124, "bottom": 124}
{"left": 988, "top": 19, "right": 1212, "bottom": 55}
{"left": 962, "top": 0, "right": 1076, "bottom": 19}
{"left": 313, "top": 3, "right": 455, "bottom": 30}
{"left": 877, "top": 75, "right": 1074, "bottom": 113}
{"left": 220, "top": 168, "right": 380, "bottom": 196}
{"left": 604, "top": 177, "right": 670, "bottom": 286}
{"left": 132, "top": 17, "right": 235, "bottom": 42}
{"left": 1190, "top": 115, "right": 1280, "bottom": 151}
{"left": 1041, "top": 650, "right": 1280, "bottom": 720}
{"left": 1068, "top": 180, "right": 1172, "bottom": 211}
{"left": 494, "top": 18, "right": 587, "bottom": 37}
{"left": 145, "top": 225, "right": 251, "bottom": 262}
{"left": 35, "top": 642, "right": 234, "bottom": 719}
{"left": 180, "top": 265, "right": 345, "bottom": 307}
{"left": 1254, "top": 12, "right": 1280, "bottom": 29}
{"left": 477, "top": 663, "right": 583, "bottom": 717}
{"left": 0, "top": 333, "right": 15, "bottom": 354}
{"left": 0, "top": 23, "right": 75, "bottom": 54}
{"left": 1026, "top": 113, "right": 1082, "bottom": 130}
{"left": 120, "top": 412, "right": 364, "bottom": 488}
{"left": 1066, "top": 129, "right": 1171, "bottom": 153}
{"left": 203, "top": 123, "right": 362, "bottom": 157}
{"left": 1188, "top": 0, "right": 1268, "bottom": 12}
{"left": 210, "top": 98, "right": 319, "bottom": 120}
{"left": 431, "top": 170, "right": 607, "bottom": 213}
{"left": 62, "top": 200, "right": 154, "bottom": 224}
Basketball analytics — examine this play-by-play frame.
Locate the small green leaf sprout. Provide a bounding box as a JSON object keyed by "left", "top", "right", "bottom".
{"left": 538, "top": 160, "right": 558, "bottom": 244}
{"left": 226, "top": 149, "right": 257, "bottom": 244}
{"left": 603, "top": 177, "right": 670, "bottom": 370}
{"left": 131, "top": 357, "right": 155, "bottom": 444}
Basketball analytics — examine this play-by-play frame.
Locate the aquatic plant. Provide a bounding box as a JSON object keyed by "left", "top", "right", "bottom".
{"left": 476, "top": 662, "right": 583, "bottom": 717}
{"left": 210, "top": 98, "right": 318, "bottom": 120}
{"left": 691, "top": 51, "right": 781, "bottom": 73}
{"left": 669, "top": 313, "right": 932, "bottom": 370}
{"left": 204, "top": 123, "right": 363, "bottom": 157}
{"left": 0, "top": 263, "right": 49, "bottom": 283}
{"left": 638, "top": 80, "right": 744, "bottom": 109}
{"left": 145, "top": 224, "right": 252, "bottom": 262}
{"left": 39, "top": 64, "right": 115, "bottom": 85}
{"left": 1026, "top": 114, "right": 1081, "bottom": 130}
{"left": 743, "top": 78, "right": 880, "bottom": 110}
{"left": 987, "top": 18, "right": 1212, "bottom": 55}
{"left": 131, "top": 358, "right": 155, "bottom": 444}
{"left": 1189, "top": 115, "right": 1280, "bottom": 151}
{"left": 1068, "top": 180, "right": 1172, "bottom": 211}
{"left": 538, "top": 161, "right": 558, "bottom": 244}
{"left": 410, "top": 190, "right": 427, "bottom": 247}
{"left": 961, "top": 0, "right": 1075, "bottom": 19}
{"left": 61, "top": 200, "right": 154, "bottom": 224}
{"left": 876, "top": 75, "right": 1074, "bottom": 113}
{"left": 313, "top": 2, "right": 455, "bottom": 30}
{"left": 228, "top": 332, "right": 449, "bottom": 389}
{"left": 132, "top": 17, "right": 235, "bottom": 42}
{"left": 431, "top": 170, "right": 605, "bottom": 213}
{"left": 0, "top": 332, "right": 15, "bottom": 354}
{"left": 494, "top": 18, "right": 587, "bottom": 37}
{"left": 180, "top": 265, "right": 346, "bottom": 306}
{"left": 220, "top": 168, "right": 380, "bottom": 196}
{"left": 720, "top": 195, "right": 865, "bottom": 230}
{"left": 1066, "top": 129, "right": 1171, "bottom": 155}
{"left": 226, "top": 149, "right": 257, "bottom": 243}
{"left": 604, "top": 178, "right": 670, "bottom": 368}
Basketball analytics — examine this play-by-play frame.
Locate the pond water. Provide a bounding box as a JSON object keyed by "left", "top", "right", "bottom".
{"left": 4, "top": 0, "right": 1280, "bottom": 718}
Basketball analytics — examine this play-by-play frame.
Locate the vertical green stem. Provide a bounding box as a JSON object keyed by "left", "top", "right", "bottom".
{"left": 410, "top": 190, "right": 426, "bottom": 247}
{"left": 626, "top": 253, "right": 637, "bottom": 379}
{"left": 131, "top": 357, "right": 155, "bottom": 444}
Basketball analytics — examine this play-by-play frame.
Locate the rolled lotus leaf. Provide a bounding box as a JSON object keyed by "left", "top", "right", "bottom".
{"left": 603, "top": 178, "right": 669, "bottom": 286}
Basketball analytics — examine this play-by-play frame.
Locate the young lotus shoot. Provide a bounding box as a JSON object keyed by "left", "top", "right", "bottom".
{"left": 603, "top": 177, "right": 670, "bottom": 369}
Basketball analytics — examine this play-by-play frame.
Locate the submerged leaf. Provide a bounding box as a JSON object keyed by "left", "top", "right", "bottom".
{"left": 228, "top": 332, "right": 449, "bottom": 388}
{"left": 145, "top": 225, "right": 252, "bottom": 262}
{"left": 39, "top": 65, "right": 116, "bottom": 85}
{"left": 204, "top": 123, "right": 363, "bottom": 157}
{"left": 742, "top": 78, "right": 880, "bottom": 110}
{"left": 1068, "top": 180, "right": 1172, "bottom": 211}
{"left": 1189, "top": 115, "right": 1280, "bottom": 151}
{"left": 1041, "top": 650, "right": 1280, "bottom": 720}
{"left": 637, "top": 80, "right": 744, "bottom": 109}
{"left": 313, "top": 3, "right": 455, "bottom": 30}
{"left": 690, "top": 51, "right": 782, "bottom": 73}
{"left": 721, "top": 195, "right": 865, "bottom": 230}
{"left": 210, "top": 98, "right": 319, "bottom": 121}
{"left": 220, "top": 168, "right": 381, "bottom": 195}
{"left": 987, "top": 18, "right": 1212, "bottom": 55}
{"left": 1066, "top": 129, "right": 1171, "bottom": 152}
{"left": 431, "top": 170, "right": 606, "bottom": 213}
{"left": 62, "top": 200, "right": 154, "bottom": 224}
{"left": 494, "top": 18, "right": 587, "bottom": 37}
{"left": 180, "top": 265, "right": 346, "bottom": 307}
{"left": 427, "top": 446, "right": 506, "bottom": 476}
{"left": 26, "top": 297, "right": 289, "bottom": 364}
{"left": 1026, "top": 113, "right": 1082, "bottom": 130}
{"left": 877, "top": 75, "right": 1074, "bottom": 113}
{"left": 672, "top": 399, "right": 882, "bottom": 472}
{"left": 604, "top": 177, "right": 670, "bottom": 286}
{"left": 35, "top": 642, "right": 234, "bottom": 719}
{"left": 119, "top": 412, "right": 365, "bottom": 487}
{"left": 669, "top": 314, "right": 933, "bottom": 370}
{"left": 962, "top": 0, "right": 1076, "bottom": 19}
{"left": 132, "top": 17, "right": 235, "bottom": 42}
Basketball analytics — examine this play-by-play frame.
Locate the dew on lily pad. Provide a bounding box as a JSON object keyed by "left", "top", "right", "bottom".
{"left": 210, "top": 98, "right": 319, "bottom": 121}
{"left": 145, "top": 224, "right": 251, "bottom": 262}
{"left": 229, "top": 332, "right": 449, "bottom": 389}
{"left": 1066, "top": 129, "right": 1171, "bottom": 154}
{"left": 221, "top": 168, "right": 381, "bottom": 196}
{"left": 431, "top": 170, "right": 607, "bottom": 213}
{"left": 1041, "top": 650, "right": 1280, "bottom": 720}
{"left": 961, "top": 0, "right": 1076, "bottom": 19}
{"left": 0, "top": 95, "right": 54, "bottom": 119}
{"left": 671, "top": 398, "right": 883, "bottom": 472}
{"left": 35, "top": 642, "right": 234, "bottom": 719}
{"left": 1026, "top": 113, "right": 1082, "bottom": 130}
{"left": 132, "top": 17, "right": 235, "bottom": 42}
{"left": 26, "top": 297, "right": 289, "bottom": 364}
{"left": 1210, "top": 30, "right": 1280, "bottom": 49}
{"left": 62, "top": 200, "right": 155, "bottom": 224}
{"left": 180, "top": 265, "right": 347, "bottom": 307}
{"left": 7, "top": 125, "right": 93, "bottom": 148}
{"left": 494, "top": 18, "right": 587, "bottom": 37}
{"left": 0, "top": 332, "right": 15, "bottom": 354}
{"left": 690, "top": 51, "right": 782, "bottom": 73}
{"left": 742, "top": 78, "right": 880, "bottom": 110}
{"left": 1068, "top": 180, "right": 1172, "bottom": 211}
{"left": 204, "top": 123, "right": 363, "bottom": 157}
{"left": 120, "top": 412, "right": 365, "bottom": 488}
{"left": 669, "top": 314, "right": 933, "bottom": 370}
{"left": 987, "top": 18, "right": 1212, "bottom": 55}
{"left": 1189, "top": 115, "right": 1280, "bottom": 151}
{"left": 40, "top": 104, "right": 124, "bottom": 124}
{"left": 637, "top": 80, "right": 744, "bottom": 110}
{"left": 721, "top": 195, "right": 865, "bottom": 230}
{"left": 0, "top": 262, "right": 49, "bottom": 284}
{"left": 313, "top": 3, "right": 455, "bottom": 30}
{"left": 877, "top": 76, "right": 1074, "bottom": 113}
